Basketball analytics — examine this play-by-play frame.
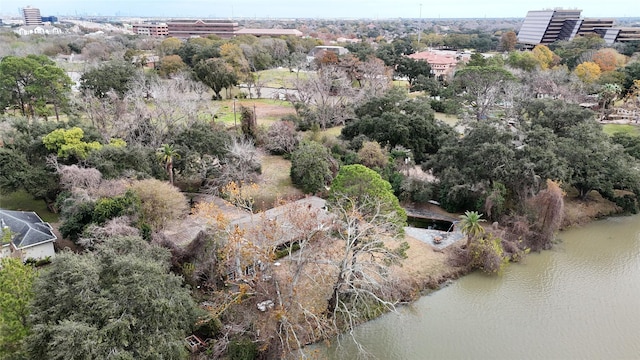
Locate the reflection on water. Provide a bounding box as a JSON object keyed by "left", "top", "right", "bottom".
{"left": 309, "top": 215, "right": 640, "bottom": 359}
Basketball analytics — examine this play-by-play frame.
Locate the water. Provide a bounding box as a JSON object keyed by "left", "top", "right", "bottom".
{"left": 313, "top": 215, "right": 640, "bottom": 359}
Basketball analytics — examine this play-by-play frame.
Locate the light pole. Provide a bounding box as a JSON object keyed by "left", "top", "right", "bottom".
{"left": 233, "top": 98, "right": 237, "bottom": 128}
{"left": 418, "top": 4, "right": 423, "bottom": 44}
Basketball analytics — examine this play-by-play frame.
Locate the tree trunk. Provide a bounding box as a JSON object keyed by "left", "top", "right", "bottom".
{"left": 168, "top": 162, "right": 174, "bottom": 185}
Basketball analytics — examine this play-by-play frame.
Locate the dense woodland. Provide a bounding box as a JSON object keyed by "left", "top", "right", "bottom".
{"left": 1, "top": 20, "right": 640, "bottom": 359}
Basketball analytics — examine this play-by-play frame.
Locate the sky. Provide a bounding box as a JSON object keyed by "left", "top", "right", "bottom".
{"left": 0, "top": 0, "right": 636, "bottom": 19}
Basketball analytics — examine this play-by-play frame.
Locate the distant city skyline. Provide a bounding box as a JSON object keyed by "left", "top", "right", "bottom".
{"left": 0, "top": 0, "right": 636, "bottom": 19}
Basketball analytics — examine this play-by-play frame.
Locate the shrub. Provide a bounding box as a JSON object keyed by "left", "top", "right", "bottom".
{"left": 129, "top": 179, "right": 189, "bottom": 231}
{"left": 400, "top": 177, "right": 435, "bottom": 203}
{"left": 228, "top": 338, "right": 258, "bottom": 360}
{"left": 357, "top": 141, "right": 388, "bottom": 169}
{"left": 264, "top": 121, "right": 300, "bottom": 155}
{"left": 469, "top": 234, "right": 509, "bottom": 274}
{"left": 92, "top": 191, "right": 140, "bottom": 224}
{"left": 290, "top": 141, "right": 334, "bottom": 194}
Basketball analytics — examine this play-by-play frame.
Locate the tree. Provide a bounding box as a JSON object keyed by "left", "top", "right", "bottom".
{"left": 0, "top": 258, "right": 37, "bottom": 358}
{"left": 458, "top": 210, "right": 486, "bottom": 249}
{"left": 26, "top": 236, "right": 201, "bottom": 359}
{"left": 529, "top": 179, "right": 565, "bottom": 250}
{"left": 592, "top": 48, "right": 626, "bottom": 73}
{"left": 158, "top": 37, "right": 182, "bottom": 56}
{"left": 294, "top": 65, "right": 355, "bottom": 129}
{"left": 264, "top": 121, "right": 300, "bottom": 155}
{"left": 395, "top": 57, "right": 431, "bottom": 89}
{"left": 129, "top": 179, "right": 189, "bottom": 231}
{"left": 157, "top": 144, "right": 180, "bottom": 185}
{"left": 574, "top": 61, "right": 601, "bottom": 84}
{"left": 42, "top": 127, "right": 103, "bottom": 160}
{"left": 80, "top": 61, "right": 137, "bottom": 98}
{"left": 500, "top": 31, "right": 517, "bottom": 52}
{"left": 329, "top": 164, "right": 407, "bottom": 228}
{"left": 240, "top": 105, "right": 257, "bottom": 141}
{"left": 290, "top": 141, "right": 335, "bottom": 194}
{"left": 357, "top": 141, "right": 388, "bottom": 170}
{"left": 159, "top": 55, "right": 186, "bottom": 77}
{"left": 342, "top": 88, "right": 454, "bottom": 163}
{"left": 532, "top": 44, "right": 557, "bottom": 70}
{"left": 507, "top": 51, "right": 539, "bottom": 72}
{"left": 598, "top": 83, "right": 622, "bottom": 119}
{"left": 454, "top": 66, "right": 516, "bottom": 120}
{"left": 194, "top": 58, "right": 238, "bottom": 100}
{"left": 0, "top": 55, "right": 72, "bottom": 119}
{"left": 324, "top": 193, "right": 408, "bottom": 319}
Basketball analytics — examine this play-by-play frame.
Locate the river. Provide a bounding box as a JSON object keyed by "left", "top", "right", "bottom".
{"left": 312, "top": 215, "right": 640, "bottom": 359}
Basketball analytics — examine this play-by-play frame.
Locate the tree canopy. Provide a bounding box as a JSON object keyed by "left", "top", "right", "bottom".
{"left": 342, "top": 88, "right": 454, "bottom": 163}
{"left": 27, "top": 236, "right": 201, "bottom": 360}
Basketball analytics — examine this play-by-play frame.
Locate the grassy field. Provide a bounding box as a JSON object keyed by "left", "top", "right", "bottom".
{"left": 434, "top": 112, "right": 459, "bottom": 127}
{"left": 256, "top": 68, "right": 309, "bottom": 89}
{"left": 602, "top": 124, "right": 640, "bottom": 136}
{"left": 0, "top": 190, "right": 59, "bottom": 223}
{"left": 250, "top": 154, "right": 303, "bottom": 211}
{"left": 213, "top": 98, "right": 296, "bottom": 127}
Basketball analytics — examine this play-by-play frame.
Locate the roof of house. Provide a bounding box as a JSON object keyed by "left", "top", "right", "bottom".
{"left": 408, "top": 51, "right": 458, "bottom": 65}
{"left": 235, "top": 28, "right": 303, "bottom": 36}
{"left": 0, "top": 209, "right": 56, "bottom": 249}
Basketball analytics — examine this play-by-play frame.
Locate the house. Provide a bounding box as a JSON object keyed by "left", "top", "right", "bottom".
{"left": 13, "top": 25, "right": 62, "bottom": 36}
{"left": 408, "top": 51, "right": 458, "bottom": 80}
{"left": 1, "top": 209, "right": 57, "bottom": 261}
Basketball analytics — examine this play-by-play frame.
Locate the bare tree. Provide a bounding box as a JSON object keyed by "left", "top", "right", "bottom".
{"left": 357, "top": 57, "right": 393, "bottom": 101}
{"left": 295, "top": 65, "right": 356, "bottom": 129}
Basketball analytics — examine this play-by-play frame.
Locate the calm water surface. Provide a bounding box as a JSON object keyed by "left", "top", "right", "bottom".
{"left": 313, "top": 215, "right": 640, "bottom": 359}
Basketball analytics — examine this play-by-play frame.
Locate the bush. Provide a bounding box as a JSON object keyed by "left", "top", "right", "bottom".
{"left": 290, "top": 141, "right": 335, "bottom": 194}
{"left": 92, "top": 191, "right": 140, "bottom": 224}
{"left": 129, "top": 179, "right": 189, "bottom": 231}
{"left": 59, "top": 200, "right": 96, "bottom": 241}
{"left": 194, "top": 317, "right": 223, "bottom": 339}
{"left": 400, "top": 177, "right": 435, "bottom": 203}
{"left": 614, "top": 194, "right": 638, "bottom": 214}
{"left": 469, "top": 234, "right": 509, "bottom": 274}
{"left": 228, "top": 338, "right": 258, "bottom": 360}
{"left": 264, "top": 121, "right": 300, "bottom": 155}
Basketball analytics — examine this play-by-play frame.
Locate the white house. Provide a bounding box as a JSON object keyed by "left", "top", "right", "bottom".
{"left": 13, "top": 25, "right": 62, "bottom": 36}
{"left": 1, "top": 209, "right": 57, "bottom": 261}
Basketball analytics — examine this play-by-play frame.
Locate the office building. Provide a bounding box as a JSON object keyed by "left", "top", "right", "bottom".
{"left": 517, "top": 8, "right": 637, "bottom": 47}
{"left": 133, "top": 23, "right": 169, "bottom": 37}
{"left": 22, "top": 6, "right": 43, "bottom": 26}
{"left": 167, "top": 19, "right": 239, "bottom": 38}
{"left": 517, "top": 9, "right": 582, "bottom": 48}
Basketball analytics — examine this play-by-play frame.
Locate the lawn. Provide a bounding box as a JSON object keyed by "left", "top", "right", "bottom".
{"left": 256, "top": 68, "right": 308, "bottom": 89}
{"left": 214, "top": 98, "right": 295, "bottom": 127}
{"left": 602, "top": 124, "right": 640, "bottom": 136}
{"left": 434, "top": 112, "right": 459, "bottom": 127}
{"left": 0, "top": 190, "right": 59, "bottom": 223}
{"left": 250, "top": 154, "right": 303, "bottom": 211}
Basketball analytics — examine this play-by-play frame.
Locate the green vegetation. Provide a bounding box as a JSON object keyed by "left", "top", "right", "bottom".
{"left": 27, "top": 237, "right": 201, "bottom": 359}
{"left": 0, "top": 190, "right": 58, "bottom": 223}
{"left": 0, "top": 258, "right": 37, "bottom": 358}
{"left": 602, "top": 124, "right": 640, "bottom": 136}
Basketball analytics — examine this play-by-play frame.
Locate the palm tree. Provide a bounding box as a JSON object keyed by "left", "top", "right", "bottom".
{"left": 157, "top": 144, "right": 180, "bottom": 186}
{"left": 458, "top": 211, "right": 486, "bottom": 249}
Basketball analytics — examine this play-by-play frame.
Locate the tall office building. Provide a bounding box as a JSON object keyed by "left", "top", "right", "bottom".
{"left": 22, "top": 6, "right": 43, "bottom": 26}
{"left": 517, "top": 9, "right": 626, "bottom": 48}
{"left": 517, "top": 9, "right": 582, "bottom": 48}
